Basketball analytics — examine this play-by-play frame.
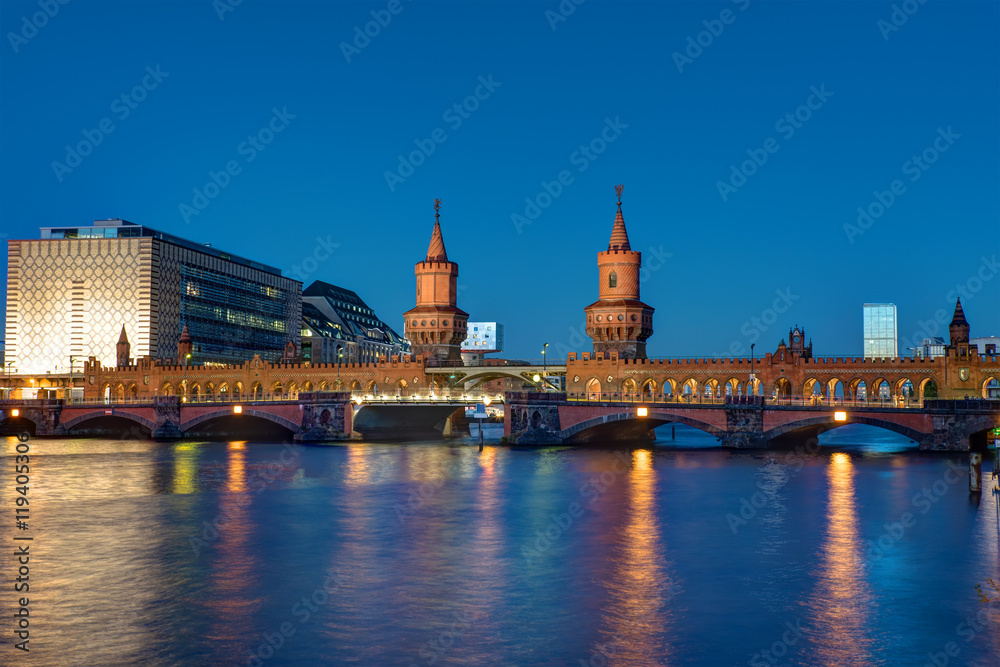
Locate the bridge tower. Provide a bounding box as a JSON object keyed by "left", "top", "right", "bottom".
{"left": 403, "top": 199, "right": 469, "bottom": 366}
{"left": 584, "top": 185, "right": 654, "bottom": 359}
{"left": 177, "top": 324, "right": 193, "bottom": 363}
{"left": 949, "top": 298, "right": 970, "bottom": 356}
{"left": 116, "top": 325, "right": 131, "bottom": 367}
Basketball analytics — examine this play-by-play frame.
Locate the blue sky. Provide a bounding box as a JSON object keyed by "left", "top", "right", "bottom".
{"left": 1, "top": 0, "right": 997, "bottom": 360}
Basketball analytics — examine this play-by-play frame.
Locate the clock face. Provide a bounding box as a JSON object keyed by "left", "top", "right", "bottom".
{"left": 792, "top": 336, "right": 800, "bottom": 344}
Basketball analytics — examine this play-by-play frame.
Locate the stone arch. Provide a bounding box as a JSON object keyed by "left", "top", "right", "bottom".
{"left": 319, "top": 380, "right": 329, "bottom": 391}
{"left": 640, "top": 378, "right": 657, "bottom": 398}
{"left": 703, "top": 378, "right": 720, "bottom": 398}
{"left": 287, "top": 382, "right": 298, "bottom": 399}
{"left": 189, "top": 383, "right": 201, "bottom": 401}
{"left": 682, "top": 378, "right": 698, "bottom": 396}
{"left": 205, "top": 382, "right": 215, "bottom": 397}
{"left": 803, "top": 378, "right": 821, "bottom": 397}
{"left": 661, "top": 378, "right": 678, "bottom": 396}
{"left": 773, "top": 377, "right": 792, "bottom": 398}
{"left": 982, "top": 376, "right": 999, "bottom": 399}
{"left": 160, "top": 382, "right": 174, "bottom": 397}
{"left": 725, "top": 378, "right": 740, "bottom": 396}
{"left": 585, "top": 377, "right": 602, "bottom": 399}
{"left": 302, "top": 381, "right": 313, "bottom": 391}
{"left": 179, "top": 409, "right": 300, "bottom": 435}
{"left": 126, "top": 383, "right": 138, "bottom": 400}
{"left": 349, "top": 380, "right": 361, "bottom": 390}
{"left": 60, "top": 410, "right": 156, "bottom": 433}
{"left": 918, "top": 377, "right": 937, "bottom": 398}
{"left": 621, "top": 378, "right": 637, "bottom": 397}
{"left": 562, "top": 410, "right": 726, "bottom": 442}
{"left": 250, "top": 381, "right": 263, "bottom": 400}
{"left": 871, "top": 377, "right": 890, "bottom": 400}
{"left": 114, "top": 382, "right": 125, "bottom": 401}
{"left": 848, "top": 378, "right": 867, "bottom": 400}
{"left": 826, "top": 378, "right": 845, "bottom": 401}
{"left": 234, "top": 382, "right": 244, "bottom": 399}
{"left": 218, "top": 382, "right": 229, "bottom": 400}
{"left": 764, "top": 415, "right": 926, "bottom": 444}
{"left": 271, "top": 381, "right": 283, "bottom": 399}
{"left": 366, "top": 380, "right": 377, "bottom": 392}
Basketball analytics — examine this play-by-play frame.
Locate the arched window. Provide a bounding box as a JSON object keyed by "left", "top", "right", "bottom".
{"left": 609, "top": 272, "right": 617, "bottom": 288}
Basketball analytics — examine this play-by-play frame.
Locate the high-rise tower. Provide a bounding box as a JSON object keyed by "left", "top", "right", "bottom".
{"left": 584, "top": 186, "right": 654, "bottom": 359}
{"left": 404, "top": 200, "right": 469, "bottom": 365}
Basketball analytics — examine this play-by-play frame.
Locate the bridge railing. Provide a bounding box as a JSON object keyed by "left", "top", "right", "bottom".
{"left": 565, "top": 392, "right": 927, "bottom": 408}
{"left": 349, "top": 390, "right": 506, "bottom": 404}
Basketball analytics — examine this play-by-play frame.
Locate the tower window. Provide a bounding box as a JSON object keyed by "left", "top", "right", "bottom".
{"left": 609, "top": 272, "right": 617, "bottom": 288}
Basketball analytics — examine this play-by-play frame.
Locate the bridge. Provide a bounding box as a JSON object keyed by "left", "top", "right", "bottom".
{"left": 0, "top": 389, "right": 506, "bottom": 443}
{"left": 504, "top": 392, "right": 1000, "bottom": 451}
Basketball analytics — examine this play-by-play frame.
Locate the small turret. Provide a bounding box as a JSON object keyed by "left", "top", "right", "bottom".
{"left": 177, "top": 324, "right": 193, "bottom": 364}
{"left": 116, "top": 325, "right": 131, "bottom": 367}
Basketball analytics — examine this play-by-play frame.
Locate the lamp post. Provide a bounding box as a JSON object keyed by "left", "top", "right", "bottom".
{"left": 338, "top": 349, "right": 343, "bottom": 389}
{"left": 542, "top": 342, "right": 549, "bottom": 391}
{"left": 750, "top": 343, "right": 755, "bottom": 398}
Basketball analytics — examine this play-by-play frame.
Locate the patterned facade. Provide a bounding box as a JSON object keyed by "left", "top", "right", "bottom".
{"left": 5, "top": 219, "right": 300, "bottom": 374}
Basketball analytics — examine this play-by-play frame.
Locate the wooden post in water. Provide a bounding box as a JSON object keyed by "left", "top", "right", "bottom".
{"left": 969, "top": 453, "right": 982, "bottom": 493}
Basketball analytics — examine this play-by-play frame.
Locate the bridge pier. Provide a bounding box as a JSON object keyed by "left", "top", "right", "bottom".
{"left": 505, "top": 392, "right": 565, "bottom": 445}
{"left": 152, "top": 396, "right": 182, "bottom": 440}
{"left": 294, "top": 391, "right": 351, "bottom": 443}
{"left": 720, "top": 396, "right": 766, "bottom": 449}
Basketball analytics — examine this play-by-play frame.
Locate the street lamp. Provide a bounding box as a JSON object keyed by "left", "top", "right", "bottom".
{"left": 337, "top": 350, "right": 343, "bottom": 389}
{"left": 749, "top": 343, "right": 755, "bottom": 398}
{"left": 542, "top": 342, "right": 549, "bottom": 391}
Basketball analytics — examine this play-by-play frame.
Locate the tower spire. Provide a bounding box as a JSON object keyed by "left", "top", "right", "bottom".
{"left": 608, "top": 184, "right": 631, "bottom": 251}
{"left": 426, "top": 198, "right": 448, "bottom": 262}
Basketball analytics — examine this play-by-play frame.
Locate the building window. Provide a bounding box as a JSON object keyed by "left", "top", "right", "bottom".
{"left": 609, "top": 272, "right": 617, "bottom": 288}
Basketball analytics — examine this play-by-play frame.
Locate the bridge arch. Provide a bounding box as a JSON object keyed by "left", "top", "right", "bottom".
{"left": 584, "top": 377, "right": 602, "bottom": 399}
{"left": 763, "top": 415, "right": 926, "bottom": 444}
{"left": 918, "top": 377, "right": 938, "bottom": 398}
{"left": 639, "top": 378, "right": 657, "bottom": 398}
{"left": 621, "top": 378, "right": 638, "bottom": 397}
{"left": 60, "top": 410, "right": 157, "bottom": 433}
{"left": 0, "top": 411, "right": 39, "bottom": 435}
{"left": 803, "top": 378, "right": 821, "bottom": 397}
{"left": 982, "top": 376, "right": 999, "bottom": 399}
{"left": 180, "top": 409, "right": 300, "bottom": 435}
{"left": 773, "top": 377, "right": 792, "bottom": 398}
{"left": 562, "top": 410, "right": 726, "bottom": 443}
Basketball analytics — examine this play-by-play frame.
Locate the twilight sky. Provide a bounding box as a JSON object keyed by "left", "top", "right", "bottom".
{"left": 1, "top": 0, "right": 997, "bottom": 361}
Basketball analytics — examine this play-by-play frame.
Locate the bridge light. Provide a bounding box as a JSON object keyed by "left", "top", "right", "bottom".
{"left": 533, "top": 374, "right": 541, "bottom": 382}
{"left": 233, "top": 405, "right": 243, "bottom": 414}
{"left": 834, "top": 411, "right": 847, "bottom": 422}
{"left": 637, "top": 407, "right": 648, "bottom": 417}
{"left": 483, "top": 396, "right": 492, "bottom": 406}
{"left": 11, "top": 409, "right": 19, "bottom": 417}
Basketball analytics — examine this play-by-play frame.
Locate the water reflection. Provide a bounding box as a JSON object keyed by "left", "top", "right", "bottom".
{"left": 598, "top": 449, "right": 674, "bottom": 665}
{"left": 205, "top": 443, "right": 262, "bottom": 656}
{"left": 806, "top": 452, "right": 875, "bottom": 665}
{"left": 172, "top": 442, "right": 200, "bottom": 494}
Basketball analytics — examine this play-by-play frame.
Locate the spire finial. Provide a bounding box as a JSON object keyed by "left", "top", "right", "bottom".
{"left": 434, "top": 198, "right": 441, "bottom": 219}
{"left": 615, "top": 184, "right": 623, "bottom": 205}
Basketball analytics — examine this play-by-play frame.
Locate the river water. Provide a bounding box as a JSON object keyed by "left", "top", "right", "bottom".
{"left": 1, "top": 425, "right": 998, "bottom": 666}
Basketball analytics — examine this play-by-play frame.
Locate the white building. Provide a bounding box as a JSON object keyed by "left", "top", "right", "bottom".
{"left": 461, "top": 322, "right": 504, "bottom": 365}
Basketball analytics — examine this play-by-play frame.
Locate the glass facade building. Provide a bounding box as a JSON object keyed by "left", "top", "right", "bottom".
{"left": 5, "top": 219, "right": 300, "bottom": 373}
{"left": 863, "top": 303, "right": 897, "bottom": 358}
{"left": 300, "top": 281, "right": 409, "bottom": 364}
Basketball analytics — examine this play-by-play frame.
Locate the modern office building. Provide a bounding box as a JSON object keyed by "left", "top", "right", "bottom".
{"left": 909, "top": 337, "right": 948, "bottom": 359}
{"left": 301, "top": 281, "right": 409, "bottom": 364}
{"left": 970, "top": 336, "right": 999, "bottom": 356}
{"left": 461, "top": 322, "right": 504, "bottom": 365}
{"left": 4, "top": 218, "right": 301, "bottom": 373}
{"left": 863, "top": 303, "right": 897, "bottom": 358}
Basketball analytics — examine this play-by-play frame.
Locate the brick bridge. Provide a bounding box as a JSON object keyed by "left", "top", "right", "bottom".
{"left": 504, "top": 393, "right": 1000, "bottom": 451}
{"left": 0, "top": 393, "right": 354, "bottom": 443}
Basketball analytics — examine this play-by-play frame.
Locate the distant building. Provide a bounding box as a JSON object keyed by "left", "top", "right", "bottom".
{"left": 461, "top": 322, "right": 504, "bottom": 365}
{"left": 910, "top": 337, "right": 947, "bottom": 358}
{"left": 970, "top": 336, "right": 999, "bottom": 356}
{"left": 5, "top": 218, "right": 300, "bottom": 373}
{"left": 863, "top": 303, "right": 897, "bottom": 358}
{"left": 300, "top": 281, "right": 409, "bottom": 364}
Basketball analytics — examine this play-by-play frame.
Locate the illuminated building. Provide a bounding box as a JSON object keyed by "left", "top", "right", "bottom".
{"left": 4, "top": 218, "right": 301, "bottom": 373}
{"left": 300, "top": 281, "right": 409, "bottom": 364}
{"left": 460, "top": 322, "right": 504, "bottom": 365}
{"left": 863, "top": 303, "right": 897, "bottom": 358}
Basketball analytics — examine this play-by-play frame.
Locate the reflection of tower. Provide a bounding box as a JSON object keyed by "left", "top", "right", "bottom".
{"left": 949, "top": 298, "right": 970, "bottom": 356}
{"left": 403, "top": 200, "right": 469, "bottom": 365}
{"left": 177, "top": 324, "right": 193, "bottom": 363}
{"left": 584, "top": 186, "right": 654, "bottom": 359}
{"left": 116, "top": 325, "right": 131, "bottom": 367}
